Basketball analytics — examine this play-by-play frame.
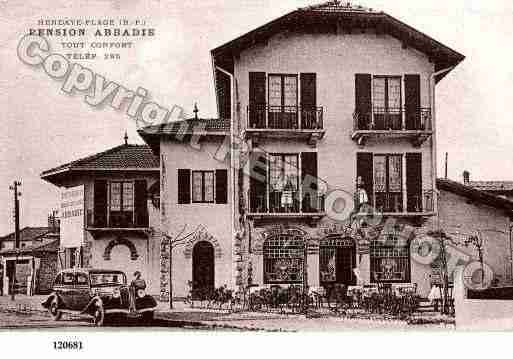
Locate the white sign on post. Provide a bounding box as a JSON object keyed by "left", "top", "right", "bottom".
{"left": 60, "top": 185, "right": 85, "bottom": 248}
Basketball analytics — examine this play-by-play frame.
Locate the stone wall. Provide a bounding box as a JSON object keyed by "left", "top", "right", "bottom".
{"left": 36, "top": 253, "right": 57, "bottom": 294}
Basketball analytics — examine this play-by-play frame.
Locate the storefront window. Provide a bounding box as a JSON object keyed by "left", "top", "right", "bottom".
{"left": 263, "top": 234, "right": 304, "bottom": 283}
{"left": 370, "top": 234, "right": 410, "bottom": 283}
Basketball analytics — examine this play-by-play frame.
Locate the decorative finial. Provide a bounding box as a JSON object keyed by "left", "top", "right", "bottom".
{"left": 193, "top": 102, "right": 199, "bottom": 120}
{"left": 124, "top": 131, "right": 128, "bottom": 145}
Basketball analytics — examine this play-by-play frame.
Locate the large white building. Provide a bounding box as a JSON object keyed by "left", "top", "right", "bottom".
{"left": 138, "top": 1, "right": 469, "bottom": 299}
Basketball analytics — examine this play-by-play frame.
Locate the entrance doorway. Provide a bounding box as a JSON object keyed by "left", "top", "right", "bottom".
{"left": 6, "top": 260, "right": 31, "bottom": 294}
{"left": 192, "top": 241, "right": 215, "bottom": 298}
{"left": 319, "top": 236, "right": 356, "bottom": 286}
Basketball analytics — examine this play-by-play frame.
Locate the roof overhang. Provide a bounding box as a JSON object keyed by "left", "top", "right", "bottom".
{"left": 211, "top": 8, "right": 465, "bottom": 80}
{"left": 437, "top": 179, "right": 513, "bottom": 216}
{"left": 41, "top": 167, "right": 160, "bottom": 187}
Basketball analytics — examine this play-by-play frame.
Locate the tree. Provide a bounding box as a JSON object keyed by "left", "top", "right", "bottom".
{"left": 428, "top": 228, "right": 488, "bottom": 314}
{"left": 163, "top": 224, "right": 204, "bottom": 309}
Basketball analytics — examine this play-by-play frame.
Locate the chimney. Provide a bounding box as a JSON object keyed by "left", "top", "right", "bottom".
{"left": 463, "top": 170, "right": 470, "bottom": 185}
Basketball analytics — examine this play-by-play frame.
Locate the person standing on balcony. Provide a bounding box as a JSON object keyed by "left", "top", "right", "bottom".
{"left": 356, "top": 176, "right": 369, "bottom": 210}
{"left": 350, "top": 176, "right": 370, "bottom": 226}
{"left": 282, "top": 178, "right": 294, "bottom": 212}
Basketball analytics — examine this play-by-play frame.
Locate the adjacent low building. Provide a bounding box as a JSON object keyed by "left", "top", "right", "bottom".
{"left": 436, "top": 178, "right": 513, "bottom": 287}
{"left": 40, "top": 141, "right": 161, "bottom": 295}
{"left": 0, "top": 223, "right": 59, "bottom": 296}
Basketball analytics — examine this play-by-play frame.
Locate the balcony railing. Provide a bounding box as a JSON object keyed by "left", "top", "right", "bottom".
{"left": 375, "top": 192, "right": 404, "bottom": 213}
{"left": 247, "top": 103, "right": 324, "bottom": 130}
{"left": 358, "top": 190, "right": 435, "bottom": 215}
{"left": 86, "top": 209, "right": 149, "bottom": 229}
{"left": 353, "top": 107, "right": 432, "bottom": 131}
{"left": 248, "top": 190, "right": 325, "bottom": 216}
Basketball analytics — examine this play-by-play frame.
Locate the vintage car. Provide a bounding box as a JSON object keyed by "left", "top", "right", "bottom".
{"left": 42, "top": 268, "right": 157, "bottom": 326}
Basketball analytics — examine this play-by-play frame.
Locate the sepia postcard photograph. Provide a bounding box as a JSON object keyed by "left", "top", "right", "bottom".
{"left": 1, "top": 0, "right": 513, "bottom": 355}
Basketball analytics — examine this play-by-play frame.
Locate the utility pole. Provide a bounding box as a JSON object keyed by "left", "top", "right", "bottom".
{"left": 9, "top": 181, "right": 21, "bottom": 301}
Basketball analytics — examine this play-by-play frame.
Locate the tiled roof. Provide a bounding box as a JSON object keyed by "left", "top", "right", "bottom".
{"left": 437, "top": 178, "right": 513, "bottom": 213}
{"left": 468, "top": 181, "right": 513, "bottom": 192}
{"left": 41, "top": 144, "right": 159, "bottom": 181}
{"left": 211, "top": 1, "right": 464, "bottom": 92}
{"left": 0, "top": 238, "right": 59, "bottom": 256}
{"left": 139, "top": 118, "right": 230, "bottom": 136}
{"left": 0, "top": 227, "right": 52, "bottom": 242}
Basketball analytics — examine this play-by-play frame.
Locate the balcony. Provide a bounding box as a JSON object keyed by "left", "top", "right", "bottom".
{"left": 246, "top": 190, "right": 325, "bottom": 220}
{"left": 246, "top": 104, "right": 325, "bottom": 145}
{"left": 85, "top": 209, "right": 151, "bottom": 237}
{"left": 352, "top": 107, "right": 432, "bottom": 147}
{"left": 356, "top": 190, "right": 435, "bottom": 217}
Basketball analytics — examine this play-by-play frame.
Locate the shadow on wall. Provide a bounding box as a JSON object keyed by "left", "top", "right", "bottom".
{"left": 454, "top": 266, "right": 513, "bottom": 330}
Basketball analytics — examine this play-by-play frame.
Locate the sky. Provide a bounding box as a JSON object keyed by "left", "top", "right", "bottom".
{"left": 0, "top": 0, "right": 512, "bottom": 236}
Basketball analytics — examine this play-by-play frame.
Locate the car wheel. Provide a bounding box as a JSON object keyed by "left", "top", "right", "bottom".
{"left": 92, "top": 304, "right": 105, "bottom": 327}
{"left": 49, "top": 298, "right": 62, "bottom": 321}
{"left": 142, "top": 311, "right": 154, "bottom": 323}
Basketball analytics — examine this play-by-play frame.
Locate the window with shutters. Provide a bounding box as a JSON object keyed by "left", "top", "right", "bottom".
{"left": 248, "top": 152, "right": 322, "bottom": 215}
{"left": 192, "top": 171, "right": 215, "bottom": 203}
{"left": 373, "top": 154, "right": 403, "bottom": 213}
{"left": 373, "top": 76, "right": 402, "bottom": 130}
{"left": 108, "top": 181, "right": 135, "bottom": 227}
{"left": 181, "top": 169, "right": 228, "bottom": 205}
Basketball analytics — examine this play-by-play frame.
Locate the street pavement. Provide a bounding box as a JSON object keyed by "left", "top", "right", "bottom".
{"left": 0, "top": 295, "right": 454, "bottom": 331}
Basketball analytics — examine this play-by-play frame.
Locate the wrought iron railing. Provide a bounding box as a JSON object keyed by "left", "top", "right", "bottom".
{"left": 86, "top": 209, "right": 148, "bottom": 228}
{"left": 363, "top": 190, "right": 434, "bottom": 214}
{"left": 247, "top": 190, "right": 325, "bottom": 214}
{"left": 375, "top": 192, "right": 404, "bottom": 213}
{"left": 248, "top": 103, "right": 323, "bottom": 130}
{"left": 353, "top": 107, "right": 432, "bottom": 131}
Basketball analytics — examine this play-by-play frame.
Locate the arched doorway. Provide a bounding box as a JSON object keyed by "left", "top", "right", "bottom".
{"left": 319, "top": 236, "right": 356, "bottom": 286}
{"left": 192, "top": 241, "right": 215, "bottom": 298}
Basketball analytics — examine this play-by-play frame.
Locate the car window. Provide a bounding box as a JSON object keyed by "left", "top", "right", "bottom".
{"left": 62, "top": 272, "right": 74, "bottom": 285}
{"left": 76, "top": 273, "right": 89, "bottom": 285}
{"left": 90, "top": 272, "right": 126, "bottom": 286}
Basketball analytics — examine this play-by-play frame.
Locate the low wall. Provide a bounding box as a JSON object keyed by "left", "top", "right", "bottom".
{"left": 454, "top": 266, "right": 513, "bottom": 330}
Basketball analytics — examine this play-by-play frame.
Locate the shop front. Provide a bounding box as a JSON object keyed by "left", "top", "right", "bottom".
{"left": 247, "top": 222, "right": 426, "bottom": 295}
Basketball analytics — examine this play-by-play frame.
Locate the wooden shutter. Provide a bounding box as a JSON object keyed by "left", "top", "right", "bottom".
{"left": 93, "top": 180, "right": 108, "bottom": 227}
{"left": 405, "top": 74, "right": 421, "bottom": 130}
{"left": 406, "top": 153, "right": 422, "bottom": 212}
{"left": 301, "top": 152, "right": 318, "bottom": 212}
{"left": 249, "top": 72, "right": 266, "bottom": 128}
{"left": 249, "top": 151, "right": 267, "bottom": 212}
{"left": 134, "top": 180, "right": 148, "bottom": 227}
{"left": 300, "top": 73, "right": 317, "bottom": 128}
{"left": 216, "top": 69, "right": 231, "bottom": 119}
{"left": 177, "top": 169, "right": 191, "bottom": 204}
{"left": 355, "top": 74, "right": 372, "bottom": 130}
{"left": 215, "top": 169, "right": 228, "bottom": 204}
{"left": 356, "top": 153, "right": 373, "bottom": 205}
